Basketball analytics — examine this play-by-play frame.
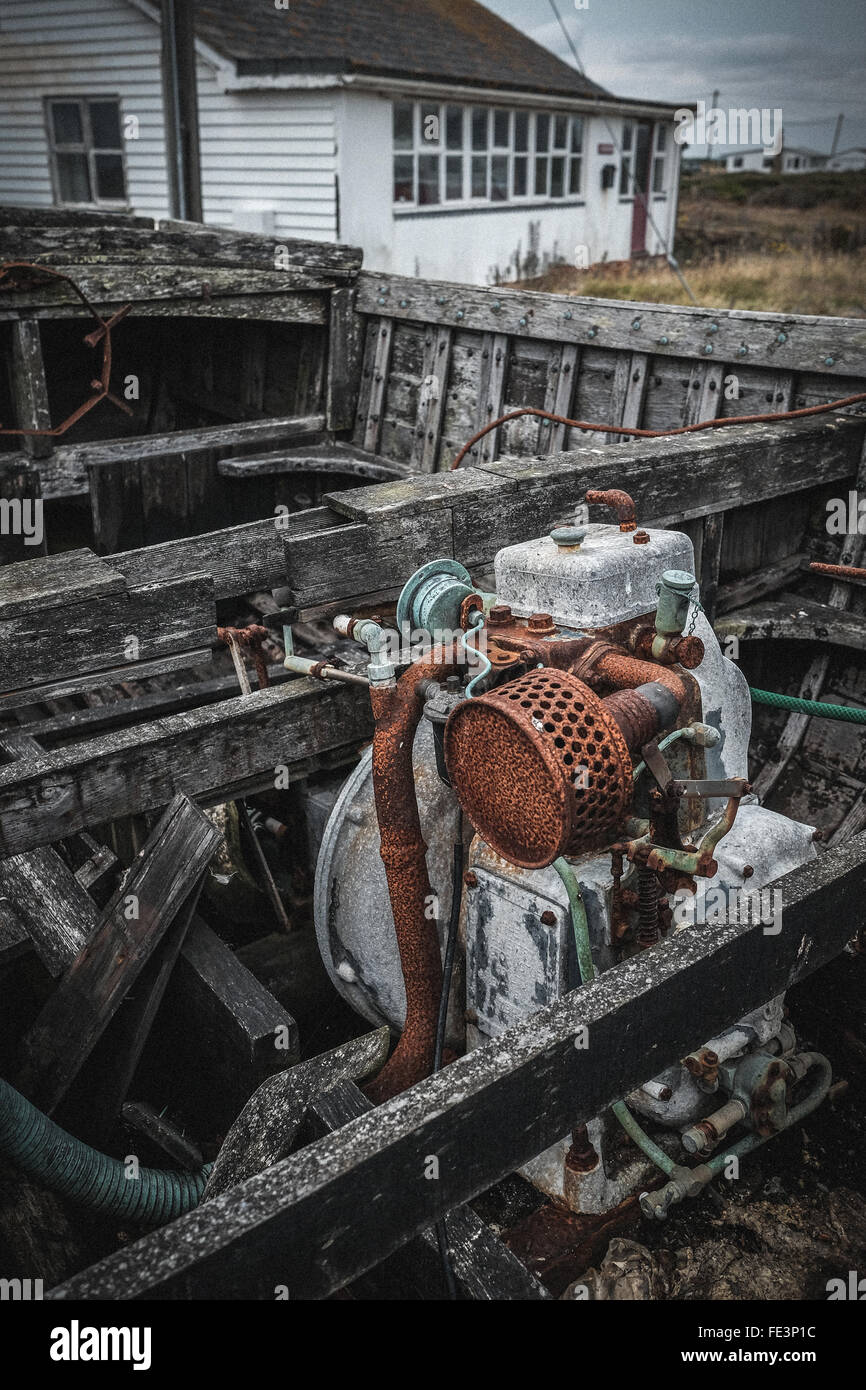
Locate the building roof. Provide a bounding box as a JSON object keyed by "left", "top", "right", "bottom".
{"left": 193, "top": 0, "right": 610, "bottom": 99}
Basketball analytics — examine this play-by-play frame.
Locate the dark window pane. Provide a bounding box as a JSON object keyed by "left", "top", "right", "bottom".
{"left": 394, "top": 154, "right": 414, "bottom": 202}
{"left": 656, "top": 124, "right": 667, "bottom": 152}
{"left": 514, "top": 111, "right": 529, "bottom": 151}
{"left": 56, "top": 151, "right": 91, "bottom": 201}
{"left": 535, "top": 155, "right": 548, "bottom": 195}
{"left": 471, "top": 154, "right": 488, "bottom": 197}
{"left": 652, "top": 156, "right": 664, "bottom": 192}
{"left": 554, "top": 114, "right": 568, "bottom": 149}
{"left": 622, "top": 121, "right": 633, "bottom": 152}
{"left": 513, "top": 155, "right": 527, "bottom": 196}
{"left": 493, "top": 109, "right": 510, "bottom": 147}
{"left": 393, "top": 101, "right": 414, "bottom": 149}
{"left": 51, "top": 101, "right": 83, "bottom": 145}
{"left": 536, "top": 114, "right": 550, "bottom": 152}
{"left": 94, "top": 152, "right": 125, "bottom": 200}
{"left": 471, "top": 108, "right": 488, "bottom": 151}
{"left": 89, "top": 99, "right": 122, "bottom": 148}
{"left": 569, "top": 156, "right": 582, "bottom": 194}
{"left": 446, "top": 105, "right": 463, "bottom": 149}
{"left": 619, "top": 156, "right": 631, "bottom": 196}
{"left": 446, "top": 155, "right": 463, "bottom": 199}
{"left": 418, "top": 153, "right": 440, "bottom": 204}
{"left": 570, "top": 116, "right": 584, "bottom": 152}
{"left": 491, "top": 154, "right": 508, "bottom": 200}
{"left": 421, "top": 103, "right": 441, "bottom": 145}
{"left": 550, "top": 156, "right": 565, "bottom": 198}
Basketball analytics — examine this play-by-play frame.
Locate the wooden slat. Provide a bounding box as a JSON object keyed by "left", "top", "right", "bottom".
{"left": 326, "top": 287, "right": 365, "bottom": 433}
{"left": 717, "top": 594, "right": 866, "bottom": 651}
{"left": 0, "top": 460, "right": 45, "bottom": 564}
{"left": 16, "top": 793, "right": 222, "bottom": 1113}
{"left": 363, "top": 318, "right": 394, "bottom": 454}
{"left": 0, "top": 678, "right": 372, "bottom": 857}
{"left": 699, "top": 511, "right": 725, "bottom": 626}
{"left": 548, "top": 344, "right": 579, "bottom": 451}
{"left": 48, "top": 832, "right": 866, "bottom": 1300}
{"left": 357, "top": 270, "right": 866, "bottom": 378}
{"left": 474, "top": 332, "right": 509, "bottom": 463}
{"left": 10, "top": 320, "right": 52, "bottom": 460}
{"left": 715, "top": 553, "right": 807, "bottom": 616}
{"left": 412, "top": 325, "right": 453, "bottom": 473}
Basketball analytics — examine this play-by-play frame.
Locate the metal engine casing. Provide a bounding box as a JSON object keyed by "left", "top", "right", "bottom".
{"left": 313, "top": 522, "right": 818, "bottom": 1213}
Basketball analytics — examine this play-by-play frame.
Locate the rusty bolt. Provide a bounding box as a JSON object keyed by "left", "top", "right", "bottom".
{"left": 464, "top": 871, "right": 478, "bottom": 888}
{"left": 633, "top": 530, "right": 650, "bottom": 545}
{"left": 527, "top": 612, "right": 556, "bottom": 633}
{"left": 488, "top": 604, "right": 512, "bottom": 627}
{"left": 742, "top": 864, "right": 754, "bottom": 879}
{"left": 540, "top": 909, "right": 557, "bottom": 926}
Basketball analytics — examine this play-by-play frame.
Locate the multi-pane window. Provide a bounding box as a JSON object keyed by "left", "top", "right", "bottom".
{"left": 652, "top": 124, "right": 667, "bottom": 193}
{"left": 392, "top": 100, "right": 584, "bottom": 208}
{"left": 46, "top": 97, "right": 127, "bottom": 206}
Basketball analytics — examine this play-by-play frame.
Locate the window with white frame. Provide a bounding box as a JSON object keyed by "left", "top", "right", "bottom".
{"left": 46, "top": 97, "right": 127, "bottom": 206}
{"left": 392, "top": 100, "right": 583, "bottom": 208}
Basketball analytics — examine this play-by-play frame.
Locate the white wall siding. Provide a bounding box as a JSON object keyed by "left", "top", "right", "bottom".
{"left": 0, "top": 0, "right": 338, "bottom": 240}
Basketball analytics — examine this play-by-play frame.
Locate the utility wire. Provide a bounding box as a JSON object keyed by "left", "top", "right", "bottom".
{"left": 546, "top": 0, "right": 696, "bottom": 302}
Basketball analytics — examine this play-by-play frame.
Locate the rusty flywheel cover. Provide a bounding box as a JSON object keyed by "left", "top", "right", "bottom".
{"left": 444, "top": 668, "right": 633, "bottom": 869}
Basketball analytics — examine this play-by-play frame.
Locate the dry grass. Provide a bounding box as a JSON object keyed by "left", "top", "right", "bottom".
{"left": 524, "top": 251, "right": 866, "bottom": 318}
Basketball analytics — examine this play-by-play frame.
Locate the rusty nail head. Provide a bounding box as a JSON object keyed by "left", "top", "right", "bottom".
{"left": 464, "top": 871, "right": 478, "bottom": 888}
{"left": 742, "top": 864, "right": 754, "bottom": 879}
{"left": 540, "top": 909, "right": 557, "bottom": 926}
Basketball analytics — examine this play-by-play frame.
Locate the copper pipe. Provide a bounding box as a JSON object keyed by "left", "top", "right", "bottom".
{"left": 366, "top": 645, "right": 458, "bottom": 1103}
{"left": 810, "top": 561, "right": 866, "bottom": 585}
{"left": 449, "top": 394, "right": 866, "bottom": 469}
{"left": 585, "top": 488, "right": 637, "bottom": 532}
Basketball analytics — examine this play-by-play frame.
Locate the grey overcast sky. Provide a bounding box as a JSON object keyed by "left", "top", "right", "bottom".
{"left": 484, "top": 0, "right": 866, "bottom": 154}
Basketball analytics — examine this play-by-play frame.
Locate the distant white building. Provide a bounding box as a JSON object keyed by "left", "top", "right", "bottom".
{"left": 724, "top": 147, "right": 776, "bottom": 173}
{"left": 0, "top": 0, "right": 685, "bottom": 284}
{"left": 778, "top": 146, "right": 828, "bottom": 174}
{"left": 826, "top": 147, "right": 866, "bottom": 172}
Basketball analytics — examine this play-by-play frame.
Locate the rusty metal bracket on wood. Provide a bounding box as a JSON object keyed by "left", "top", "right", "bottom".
{"left": 0, "top": 262, "right": 133, "bottom": 437}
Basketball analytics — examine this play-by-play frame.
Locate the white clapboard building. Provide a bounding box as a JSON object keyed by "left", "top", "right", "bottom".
{"left": 0, "top": 0, "right": 685, "bottom": 283}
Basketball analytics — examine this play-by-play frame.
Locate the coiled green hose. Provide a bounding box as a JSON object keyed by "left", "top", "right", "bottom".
{"left": 750, "top": 688, "right": 866, "bottom": 724}
{"left": 0, "top": 1075, "right": 210, "bottom": 1224}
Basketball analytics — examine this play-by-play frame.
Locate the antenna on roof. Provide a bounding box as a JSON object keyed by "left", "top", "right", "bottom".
{"left": 547, "top": 0, "right": 586, "bottom": 76}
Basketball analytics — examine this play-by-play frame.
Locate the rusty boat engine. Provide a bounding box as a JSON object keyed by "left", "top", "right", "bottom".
{"left": 310, "top": 490, "right": 832, "bottom": 1219}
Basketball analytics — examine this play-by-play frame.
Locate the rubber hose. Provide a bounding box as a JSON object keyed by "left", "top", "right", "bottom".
{"left": 0, "top": 1075, "right": 210, "bottom": 1224}
{"left": 750, "top": 688, "right": 866, "bottom": 724}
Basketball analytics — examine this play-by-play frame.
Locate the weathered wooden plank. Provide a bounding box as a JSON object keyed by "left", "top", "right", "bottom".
{"left": 10, "top": 320, "right": 52, "bottom": 460}
{"left": 48, "top": 832, "right": 866, "bottom": 1301}
{"left": 474, "top": 333, "right": 510, "bottom": 464}
{"left": 715, "top": 553, "right": 807, "bottom": 616}
{"left": 0, "top": 847, "right": 100, "bottom": 977}
{"left": 306, "top": 1079, "right": 552, "bottom": 1301}
{"left": 0, "top": 221, "right": 362, "bottom": 282}
{"left": 0, "top": 548, "right": 124, "bottom": 621}
{"left": 357, "top": 271, "right": 866, "bottom": 378}
{"left": 412, "top": 325, "right": 454, "bottom": 473}
{"left": 0, "top": 573, "right": 216, "bottom": 696}
{"left": 0, "top": 648, "right": 213, "bottom": 712}
{"left": 326, "top": 288, "right": 365, "bottom": 433}
{"left": 0, "top": 678, "right": 372, "bottom": 856}
{"left": 16, "top": 793, "right": 222, "bottom": 1113}
{"left": 717, "top": 594, "right": 866, "bottom": 651}
{"left": 699, "top": 511, "right": 725, "bottom": 626}
{"left": 547, "top": 344, "right": 580, "bottom": 452}
{"left": 363, "top": 318, "right": 394, "bottom": 453}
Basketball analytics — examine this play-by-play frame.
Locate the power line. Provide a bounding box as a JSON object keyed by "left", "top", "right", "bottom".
{"left": 547, "top": 0, "right": 585, "bottom": 75}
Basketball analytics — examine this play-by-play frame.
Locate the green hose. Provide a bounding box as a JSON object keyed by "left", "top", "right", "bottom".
{"left": 553, "top": 856, "right": 675, "bottom": 1177}
{"left": 750, "top": 687, "right": 866, "bottom": 724}
{"left": 0, "top": 1076, "right": 210, "bottom": 1224}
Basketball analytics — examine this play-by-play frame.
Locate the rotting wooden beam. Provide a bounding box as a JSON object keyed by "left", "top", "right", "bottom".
{"left": 715, "top": 553, "right": 808, "bottom": 617}
{"left": 15, "top": 793, "right": 222, "bottom": 1114}
{"left": 48, "top": 832, "right": 866, "bottom": 1301}
{"left": 717, "top": 594, "right": 866, "bottom": 652}
{"left": 357, "top": 271, "right": 866, "bottom": 377}
{"left": 0, "top": 678, "right": 372, "bottom": 857}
